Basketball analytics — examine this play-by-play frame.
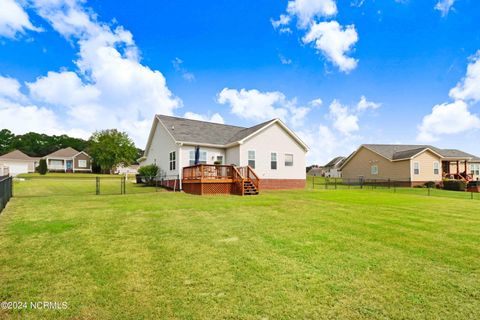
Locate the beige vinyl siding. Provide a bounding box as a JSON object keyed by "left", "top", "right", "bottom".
{"left": 144, "top": 120, "right": 180, "bottom": 177}
{"left": 341, "top": 147, "right": 411, "bottom": 181}
{"left": 410, "top": 150, "right": 443, "bottom": 182}
{"left": 226, "top": 145, "right": 240, "bottom": 166}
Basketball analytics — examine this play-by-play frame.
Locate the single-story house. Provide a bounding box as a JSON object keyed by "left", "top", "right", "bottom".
{"left": 115, "top": 164, "right": 139, "bottom": 175}
{"left": 142, "top": 115, "right": 309, "bottom": 195}
{"left": 340, "top": 144, "right": 480, "bottom": 186}
{"left": 0, "top": 150, "right": 40, "bottom": 176}
{"left": 44, "top": 147, "right": 92, "bottom": 173}
{"left": 307, "top": 166, "right": 325, "bottom": 176}
{"left": 323, "top": 156, "right": 345, "bottom": 178}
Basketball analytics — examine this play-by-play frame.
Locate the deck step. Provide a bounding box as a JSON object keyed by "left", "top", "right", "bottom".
{"left": 243, "top": 180, "right": 258, "bottom": 196}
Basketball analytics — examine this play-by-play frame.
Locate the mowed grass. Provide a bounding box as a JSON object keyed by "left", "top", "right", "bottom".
{"left": 0, "top": 183, "right": 479, "bottom": 319}
{"left": 14, "top": 174, "right": 157, "bottom": 197}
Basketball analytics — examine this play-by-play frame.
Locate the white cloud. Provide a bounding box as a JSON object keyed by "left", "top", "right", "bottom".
{"left": 172, "top": 57, "right": 195, "bottom": 82}
{"left": 329, "top": 99, "right": 359, "bottom": 135}
{"left": 271, "top": 14, "right": 291, "bottom": 29}
{"left": 287, "top": 0, "right": 337, "bottom": 28}
{"left": 303, "top": 21, "right": 358, "bottom": 73}
{"left": 417, "top": 100, "right": 480, "bottom": 142}
{"left": 449, "top": 51, "right": 480, "bottom": 102}
{"left": 184, "top": 112, "right": 224, "bottom": 124}
{"left": 357, "top": 95, "right": 381, "bottom": 111}
{"left": 309, "top": 98, "right": 323, "bottom": 107}
{"left": 434, "top": 0, "right": 455, "bottom": 17}
{"left": 0, "top": 75, "right": 25, "bottom": 100}
{"left": 279, "top": 54, "right": 292, "bottom": 65}
{"left": 0, "top": 0, "right": 183, "bottom": 146}
{"left": 216, "top": 88, "right": 311, "bottom": 127}
{"left": 0, "top": 0, "right": 41, "bottom": 38}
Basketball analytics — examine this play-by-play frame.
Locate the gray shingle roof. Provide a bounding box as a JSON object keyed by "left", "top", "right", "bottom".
{"left": 0, "top": 150, "right": 39, "bottom": 160}
{"left": 45, "top": 147, "right": 81, "bottom": 158}
{"left": 363, "top": 144, "right": 479, "bottom": 160}
{"left": 157, "top": 115, "right": 276, "bottom": 145}
{"left": 324, "top": 156, "right": 345, "bottom": 168}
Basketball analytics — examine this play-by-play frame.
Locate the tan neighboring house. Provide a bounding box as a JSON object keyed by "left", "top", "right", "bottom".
{"left": 0, "top": 150, "right": 40, "bottom": 176}
{"left": 44, "top": 147, "right": 92, "bottom": 173}
{"left": 340, "top": 144, "right": 480, "bottom": 186}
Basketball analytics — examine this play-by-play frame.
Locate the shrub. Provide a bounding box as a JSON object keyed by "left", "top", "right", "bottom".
{"left": 424, "top": 181, "right": 436, "bottom": 189}
{"left": 443, "top": 179, "right": 466, "bottom": 192}
{"left": 37, "top": 159, "right": 48, "bottom": 175}
{"left": 138, "top": 164, "right": 159, "bottom": 185}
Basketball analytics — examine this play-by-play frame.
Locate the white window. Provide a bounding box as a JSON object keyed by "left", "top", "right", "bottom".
{"left": 248, "top": 150, "right": 255, "bottom": 169}
{"left": 413, "top": 162, "right": 420, "bottom": 175}
{"left": 78, "top": 159, "right": 87, "bottom": 168}
{"left": 371, "top": 164, "right": 378, "bottom": 175}
{"left": 471, "top": 164, "right": 480, "bottom": 176}
{"left": 189, "top": 150, "right": 207, "bottom": 165}
{"left": 285, "top": 154, "right": 293, "bottom": 167}
{"left": 169, "top": 151, "right": 176, "bottom": 171}
{"left": 50, "top": 160, "right": 63, "bottom": 167}
{"left": 271, "top": 153, "right": 277, "bottom": 170}
{"left": 433, "top": 161, "right": 440, "bottom": 175}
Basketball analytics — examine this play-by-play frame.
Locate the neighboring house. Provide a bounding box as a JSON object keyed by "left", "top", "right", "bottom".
{"left": 0, "top": 150, "right": 39, "bottom": 176}
{"left": 340, "top": 144, "right": 480, "bottom": 186}
{"left": 323, "top": 156, "right": 345, "bottom": 178}
{"left": 307, "top": 166, "right": 324, "bottom": 177}
{"left": 0, "top": 164, "right": 10, "bottom": 177}
{"left": 142, "top": 115, "right": 309, "bottom": 194}
{"left": 44, "top": 147, "right": 92, "bottom": 173}
{"left": 115, "top": 164, "right": 139, "bottom": 175}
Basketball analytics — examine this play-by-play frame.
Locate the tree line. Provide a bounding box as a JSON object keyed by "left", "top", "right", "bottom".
{"left": 0, "top": 129, "right": 144, "bottom": 173}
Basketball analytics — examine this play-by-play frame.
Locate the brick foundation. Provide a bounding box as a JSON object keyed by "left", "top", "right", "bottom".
{"left": 259, "top": 179, "right": 306, "bottom": 190}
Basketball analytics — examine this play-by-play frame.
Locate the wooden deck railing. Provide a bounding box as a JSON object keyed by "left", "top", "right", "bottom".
{"left": 183, "top": 164, "right": 236, "bottom": 180}
{"left": 182, "top": 164, "right": 259, "bottom": 196}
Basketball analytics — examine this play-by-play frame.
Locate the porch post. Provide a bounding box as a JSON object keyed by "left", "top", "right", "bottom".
{"left": 456, "top": 161, "right": 459, "bottom": 174}
{"left": 465, "top": 160, "right": 468, "bottom": 175}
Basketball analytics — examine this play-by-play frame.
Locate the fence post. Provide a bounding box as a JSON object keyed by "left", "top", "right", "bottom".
{"left": 472, "top": 192, "right": 474, "bottom": 200}
{"left": 428, "top": 185, "right": 431, "bottom": 196}
{"left": 96, "top": 177, "right": 100, "bottom": 195}
{"left": 325, "top": 178, "right": 328, "bottom": 189}
{"left": 394, "top": 181, "right": 396, "bottom": 193}
{"left": 388, "top": 179, "right": 391, "bottom": 189}
{"left": 335, "top": 178, "right": 337, "bottom": 190}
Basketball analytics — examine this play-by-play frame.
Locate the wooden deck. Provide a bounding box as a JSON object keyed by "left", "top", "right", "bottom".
{"left": 182, "top": 164, "right": 259, "bottom": 196}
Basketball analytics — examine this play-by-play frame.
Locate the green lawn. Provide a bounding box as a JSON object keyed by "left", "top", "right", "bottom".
{"left": 0, "top": 182, "right": 479, "bottom": 319}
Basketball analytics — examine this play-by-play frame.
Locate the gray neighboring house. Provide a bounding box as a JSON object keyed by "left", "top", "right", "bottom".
{"left": 323, "top": 156, "right": 345, "bottom": 178}
{"left": 44, "top": 147, "right": 92, "bottom": 173}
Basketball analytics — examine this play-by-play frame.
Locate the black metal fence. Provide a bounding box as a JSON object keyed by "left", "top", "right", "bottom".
{"left": 0, "top": 176, "right": 13, "bottom": 213}
{"left": 310, "top": 177, "right": 480, "bottom": 201}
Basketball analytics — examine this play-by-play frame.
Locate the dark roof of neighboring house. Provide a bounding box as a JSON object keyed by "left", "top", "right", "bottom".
{"left": 0, "top": 150, "right": 39, "bottom": 160}
{"left": 362, "top": 144, "right": 479, "bottom": 161}
{"left": 324, "top": 156, "right": 345, "bottom": 168}
{"left": 156, "top": 115, "right": 276, "bottom": 145}
{"left": 45, "top": 147, "right": 82, "bottom": 158}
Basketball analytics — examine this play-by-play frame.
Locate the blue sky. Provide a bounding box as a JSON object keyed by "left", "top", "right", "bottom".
{"left": 0, "top": 0, "right": 479, "bottom": 164}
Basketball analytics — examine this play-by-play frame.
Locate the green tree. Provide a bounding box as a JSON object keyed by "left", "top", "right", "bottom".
{"left": 138, "top": 164, "right": 159, "bottom": 185}
{"left": 88, "top": 129, "right": 138, "bottom": 173}
{"left": 0, "top": 129, "right": 15, "bottom": 155}
{"left": 37, "top": 159, "right": 48, "bottom": 175}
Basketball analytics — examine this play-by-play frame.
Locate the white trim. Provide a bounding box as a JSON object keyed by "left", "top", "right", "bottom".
{"left": 229, "top": 119, "right": 309, "bottom": 151}
{"left": 433, "top": 161, "right": 440, "bottom": 175}
{"left": 270, "top": 152, "right": 278, "bottom": 170}
{"left": 413, "top": 161, "right": 420, "bottom": 175}
{"left": 247, "top": 150, "right": 256, "bottom": 169}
